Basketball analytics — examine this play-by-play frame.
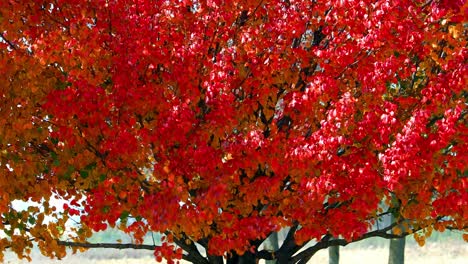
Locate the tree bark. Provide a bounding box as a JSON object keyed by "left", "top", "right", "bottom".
{"left": 388, "top": 236, "right": 405, "bottom": 264}
{"left": 207, "top": 254, "right": 223, "bottom": 264}
{"left": 329, "top": 245, "right": 339, "bottom": 264}
{"left": 226, "top": 250, "right": 257, "bottom": 264}
{"left": 388, "top": 212, "right": 405, "bottom": 264}
{"left": 264, "top": 232, "right": 279, "bottom": 264}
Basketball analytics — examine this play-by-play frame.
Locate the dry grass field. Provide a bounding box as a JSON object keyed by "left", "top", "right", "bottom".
{"left": 3, "top": 240, "right": 466, "bottom": 264}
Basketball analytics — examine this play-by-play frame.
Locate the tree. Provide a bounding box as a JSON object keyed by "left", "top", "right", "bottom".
{"left": 388, "top": 235, "right": 405, "bottom": 264}
{"left": 388, "top": 208, "right": 405, "bottom": 264}
{"left": 0, "top": 0, "right": 466, "bottom": 263}
{"left": 329, "top": 245, "right": 340, "bottom": 264}
{"left": 264, "top": 232, "right": 279, "bottom": 264}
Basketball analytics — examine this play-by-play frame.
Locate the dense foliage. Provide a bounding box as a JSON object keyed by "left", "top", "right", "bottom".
{"left": 0, "top": 0, "right": 466, "bottom": 263}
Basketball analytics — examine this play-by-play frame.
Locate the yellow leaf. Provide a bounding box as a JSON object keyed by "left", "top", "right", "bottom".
{"left": 393, "top": 226, "right": 402, "bottom": 235}
{"left": 448, "top": 25, "right": 460, "bottom": 39}
{"left": 417, "top": 238, "right": 425, "bottom": 247}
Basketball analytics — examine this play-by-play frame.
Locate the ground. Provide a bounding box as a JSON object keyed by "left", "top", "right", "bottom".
{"left": 4, "top": 240, "right": 466, "bottom": 264}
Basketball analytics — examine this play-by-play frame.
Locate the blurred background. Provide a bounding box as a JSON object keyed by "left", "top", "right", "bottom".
{"left": 3, "top": 229, "right": 466, "bottom": 264}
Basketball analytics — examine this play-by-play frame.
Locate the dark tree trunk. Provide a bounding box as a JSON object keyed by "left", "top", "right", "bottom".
{"left": 226, "top": 250, "right": 257, "bottom": 264}
{"left": 207, "top": 255, "right": 223, "bottom": 264}
{"left": 388, "top": 237, "right": 405, "bottom": 264}
{"left": 388, "top": 213, "right": 405, "bottom": 264}
{"left": 329, "top": 245, "right": 339, "bottom": 264}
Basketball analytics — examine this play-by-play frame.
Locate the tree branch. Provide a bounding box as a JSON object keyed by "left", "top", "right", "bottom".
{"left": 57, "top": 240, "right": 157, "bottom": 250}
{"left": 288, "top": 221, "right": 416, "bottom": 264}
{"left": 258, "top": 217, "right": 467, "bottom": 264}
{"left": 57, "top": 240, "right": 199, "bottom": 263}
{"left": 257, "top": 222, "right": 302, "bottom": 262}
{"left": 170, "top": 232, "right": 209, "bottom": 264}
{"left": 0, "top": 32, "right": 18, "bottom": 50}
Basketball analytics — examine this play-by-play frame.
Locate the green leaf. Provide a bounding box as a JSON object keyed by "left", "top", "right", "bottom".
{"left": 51, "top": 151, "right": 60, "bottom": 166}
{"left": 51, "top": 137, "right": 59, "bottom": 145}
{"left": 120, "top": 211, "right": 130, "bottom": 220}
{"left": 102, "top": 206, "right": 110, "bottom": 213}
{"left": 79, "top": 170, "right": 89, "bottom": 179}
{"left": 99, "top": 174, "right": 106, "bottom": 182}
{"left": 62, "top": 166, "right": 75, "bottom": 180}
{"left": 28, "top": 217, "right": 36, "bottom": 225}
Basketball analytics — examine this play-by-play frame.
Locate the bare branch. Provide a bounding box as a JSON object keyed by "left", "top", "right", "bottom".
{"left": 257, "top": 222, "right": 302, "bottom": 262}
{"left": 57, "top": 240, "right": 196, "bottom": 263}
{"left": 57, "top": 240, "right": 157, "bottom": 250}
{"left": 0, "top": 32, "right": 18, "bottom": 50}
{"left": 289, "top": 221, "right": 412, "bottom": 264}
{"left": 170, "top": 232, "right": 209, "bottom": 264}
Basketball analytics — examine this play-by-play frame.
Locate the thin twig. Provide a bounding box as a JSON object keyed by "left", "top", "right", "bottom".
{"left": 0, "top": 32, "right": 18, "bottom": 50}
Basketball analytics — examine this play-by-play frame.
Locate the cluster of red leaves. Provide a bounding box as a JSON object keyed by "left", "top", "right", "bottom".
{"left": 0, "top": 0, "right": 466, "bottom": 262}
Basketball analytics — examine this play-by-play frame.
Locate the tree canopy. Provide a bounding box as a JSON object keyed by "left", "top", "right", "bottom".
{"left": 0, "top": 0, "right": 466, "bottom": 263}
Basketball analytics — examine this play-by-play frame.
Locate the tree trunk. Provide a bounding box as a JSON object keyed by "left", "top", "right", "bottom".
{"left": 226, "top": 250, "right": 257, "bottom": 264}
{"left": 208, "top": 255, "right": 223, "bottom": 264}
{"left": 388, "top": 237, "right": 405, "bottom": 264}
{"left": 264, "top": 232, "right": 279, "bottom": 264}
{"left": 329, "top": 245, "right": 339, "bottom": 264}
{"left": 388, "top": 212, "right": 405, "bottom": 264}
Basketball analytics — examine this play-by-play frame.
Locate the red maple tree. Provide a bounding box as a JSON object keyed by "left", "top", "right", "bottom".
{"left": 0, "top": 0, "right": 466, "bottom": 263}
